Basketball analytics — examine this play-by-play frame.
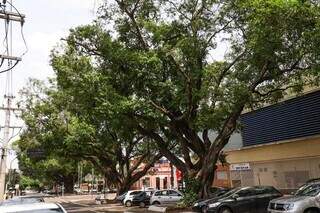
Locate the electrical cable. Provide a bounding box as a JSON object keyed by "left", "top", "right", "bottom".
{"left": 1, "top": 18, "right": 9, "bottom": 56}
{"left": 0, "top": 60, "right": 18, "bottom": 74}
{"left": 0, "top": 0, "right": 27, "bottom": 75}
{"left": 6, "top": 0, "right": 29, "bottom": 57}
{"left": 20, "top": 24, "right": 28, "bottom": 57}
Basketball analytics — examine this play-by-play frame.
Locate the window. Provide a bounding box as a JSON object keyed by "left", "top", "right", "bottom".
{"left": 129, "top": 191, "right": 142, "bottom": 195}
{"left": 254, "top": 186, "right": 280, "bottom": 195}
{"left": 237, "top": 188, "right": 255, "bottom": 197}
{"left": 156, "top": 177, "right": 160, "bottom": 190}
{"left": 163, "top": 177, "right": 168, "bottom": 189}
{"left": 154, "top": 190, "right": 168, "bottom": 196}
{"left": 296, "top": 184, "right": 320, "bottom": 197}
{"left": 143, "top": 177, "right": 150, "bottom": 187}
{"left": 169, "top": 190, "right": 181, "bottom": 196}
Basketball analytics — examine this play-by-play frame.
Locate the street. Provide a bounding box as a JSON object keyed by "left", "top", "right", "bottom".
{"left": 45, "top": 195, "right": 193, "bottom": 213}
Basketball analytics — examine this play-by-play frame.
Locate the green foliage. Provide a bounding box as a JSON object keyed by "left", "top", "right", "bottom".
{"left": 19, "top": 175, "right": 40, "bottom": 190}
{"left": 180, "top": 178, "right": 201, "bottom": 207}
{"left": 18, "top": 77, "right": 161, "bottom": 193}
{"left": 21, "top": 0, "right": 320, "bottom": 199}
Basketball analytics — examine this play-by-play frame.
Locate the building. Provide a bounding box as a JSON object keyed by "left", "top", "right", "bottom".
{"left": 224, "top": 89, "right": 320, "bottom": 193}
{"left": 131, "top": 158, "right": 180, "bottom": 190}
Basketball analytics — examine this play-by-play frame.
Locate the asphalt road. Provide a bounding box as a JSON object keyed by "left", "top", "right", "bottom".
{"left": 60, "top": 201, "right": 150, "bottom": 213}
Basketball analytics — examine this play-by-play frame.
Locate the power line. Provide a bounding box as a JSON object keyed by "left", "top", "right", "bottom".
{"left": 0, "top": 0, "right": 26, "bottom": 201}
{"left": 0, "top": 0, "right": 26, "bottom": 75}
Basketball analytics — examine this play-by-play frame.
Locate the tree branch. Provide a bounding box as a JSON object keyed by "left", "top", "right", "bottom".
{"left": 136, "top": 124, "right": 188, "bottom": 174}
{"left": 115, "top": 0, "right": 148, "bottom": 50}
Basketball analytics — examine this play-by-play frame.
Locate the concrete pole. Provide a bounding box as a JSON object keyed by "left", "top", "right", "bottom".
{"left": 0, "top": 96, "right": 12, "bottom": 200}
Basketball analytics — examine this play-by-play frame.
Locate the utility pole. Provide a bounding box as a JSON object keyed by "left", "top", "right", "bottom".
{"left": 0, "top": 95, "right": 12, "bottom": 199}
{"left": 0, "top": 0, "right": 26, "bottom": 200}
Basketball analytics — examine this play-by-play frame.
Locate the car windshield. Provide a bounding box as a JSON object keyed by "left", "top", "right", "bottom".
{"left": 119, "top": 192, "right": 127, "bottom": 197}
{"left": 130, "top": 191, "right": 142, "bottom": 195}
{"left": 217, "top": 187, "right": 240, "bottom": 198}
{"left": 295, "top": 184, "right": 320, "bottom": 197}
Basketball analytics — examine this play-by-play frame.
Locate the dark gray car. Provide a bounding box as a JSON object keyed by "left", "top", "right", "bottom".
{"left": 193, "top": 186, "right": 282, "bottom": 213}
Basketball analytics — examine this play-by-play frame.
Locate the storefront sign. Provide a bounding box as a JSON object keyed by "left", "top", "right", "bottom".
{"left": 230, "top": 163, "right": 251, "bottom": 171}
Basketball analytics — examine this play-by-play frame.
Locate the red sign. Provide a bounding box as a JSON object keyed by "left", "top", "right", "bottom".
{"left": 176, "top": 170, "right": 182, "bottom": 181}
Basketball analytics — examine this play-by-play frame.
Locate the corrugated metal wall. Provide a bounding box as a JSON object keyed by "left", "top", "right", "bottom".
{"left": 240, "top": 90, "right": 320, "bottom": 147}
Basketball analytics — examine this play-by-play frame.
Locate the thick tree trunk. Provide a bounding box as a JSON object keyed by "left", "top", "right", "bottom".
{"left": 63, "top": 175, "right": 75, "bottom": 194}
{"left": 117, "top": 182, "right": 131, "bottom": 195}
{"left": 196, "top": 150, "right": 219, "bottom": 199}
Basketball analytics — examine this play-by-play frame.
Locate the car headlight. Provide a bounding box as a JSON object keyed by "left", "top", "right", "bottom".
{"left": 283, "top": 203, "right": 294, "bottom": 210}
{"left": 194, "top": 202, "right": 199, "bottom": 207}
{"left": 208, "top": 202, "right": 221, "bottom": 208}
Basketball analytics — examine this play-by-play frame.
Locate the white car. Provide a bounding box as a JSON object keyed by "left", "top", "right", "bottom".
{"left": 150, "top": 189, "right": 183, "bottom": 205}
{"left": 0, "top": 203, "right": 67, "bottom": 213}
{"left": 123, "top": 190, "right": 143, "bottom": 207}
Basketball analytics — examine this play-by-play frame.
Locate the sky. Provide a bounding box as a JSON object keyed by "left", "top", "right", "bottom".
{"left": 0, "top": 0, "right": 103, "bottom": 170}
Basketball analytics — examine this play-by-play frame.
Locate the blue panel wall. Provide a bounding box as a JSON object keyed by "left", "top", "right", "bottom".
{"left": 240, "top": 90, "right": 320, "bottom": 147}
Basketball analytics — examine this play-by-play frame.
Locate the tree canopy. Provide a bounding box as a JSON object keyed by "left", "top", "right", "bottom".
{"left": 18, "top": 0, "right": 320, "bottom": 199}
{"left": 17, "top": 78, "right": 162, "bottom": 194}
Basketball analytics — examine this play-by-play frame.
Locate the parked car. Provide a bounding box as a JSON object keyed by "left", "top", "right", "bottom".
{"left": 306, "top": 178, "right": 320, "bottom": 184}
{"left": 143, "top": 187, "right": 155, "bottom": 191}
{"left": 0, "top": 203, "right": 67, "bottom": 213}
{"left": 0, "top": 196, "right": 44, "bottom": 206}
{"left": 268, "top": 182, "right": 320, "bottom": 213}
{"left": 116, "top": 192, "right": 127, "bottom": 203}
{"left": 193, "top": 186, "right": 282, "bottom": 213}
{"left": 123, "top": 190, "right": 143, "bottom": 207}
{"left": 150, "top": 189, "right": 183, "bottom": 205}
{"left": 131, "top": 191, "right": 153, "bottom": 207}
{"left": 192, "top": 188, "right": 231, "bottom": 212}
{"left": 208, "top": 187, "right": 230, "bottom": 198}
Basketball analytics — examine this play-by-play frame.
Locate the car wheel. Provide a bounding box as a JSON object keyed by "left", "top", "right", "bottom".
{"left": 201, "top": 205, "right": 209, "bottom": 213}
{"left": 152, "top": 201, "right": 160, "bottom": 205}
{"left": 139, "top": 202, "right": 146, "bottom": 208}
{"left": 125, "top": 200, "right": 132, "bottom": 207}
{"left": 219, "top": 207, "right": 232, "bottom": 213}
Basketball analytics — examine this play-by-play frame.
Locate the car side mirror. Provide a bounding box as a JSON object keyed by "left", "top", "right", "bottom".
{"left": 232, "top": 194, "right": 239, "bottom": 200}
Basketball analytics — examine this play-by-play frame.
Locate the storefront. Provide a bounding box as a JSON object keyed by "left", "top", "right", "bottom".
{"left": 215, "top": 90, "right": 320, "bottom": 193}
{"left": 226, "top": 136, "right": 320, "bottom": 193}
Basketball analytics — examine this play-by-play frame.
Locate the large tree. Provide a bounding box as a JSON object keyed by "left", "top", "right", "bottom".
{"left": 18, "top": 79, "right": 162, "bottom": 194}
{"left": 51, "top": 0, "right": 320, "bottom": 198}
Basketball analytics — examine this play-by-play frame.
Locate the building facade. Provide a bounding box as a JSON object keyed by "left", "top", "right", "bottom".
{"left": 131, "top": 159, "right": 180, "bottom": 190}
{"left": 222, "top": 90, "right": 320, "bottom": 193}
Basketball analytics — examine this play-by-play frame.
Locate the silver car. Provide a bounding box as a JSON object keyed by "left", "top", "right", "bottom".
{"left": 150, "top": 189, "right": 183, "bottom": 205}
{"left": 0, "top": 203, "right": 67, "bottom": 213}
{"left": 268, "top": 183, "right": 320, "bottom": 213}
